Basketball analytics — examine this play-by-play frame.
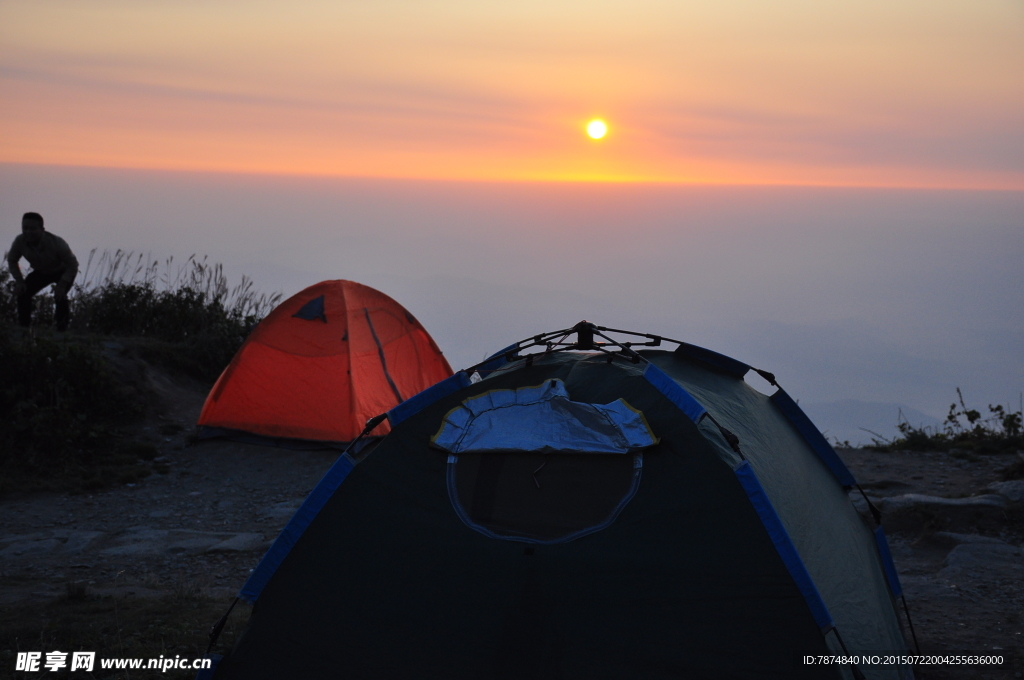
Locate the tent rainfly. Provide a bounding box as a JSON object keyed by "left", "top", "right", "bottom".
{"left": 201, "top": 322, "right": 915, "bottom": 680}
{"left": 197, "top": 280, "right": 452, "bottom": 448}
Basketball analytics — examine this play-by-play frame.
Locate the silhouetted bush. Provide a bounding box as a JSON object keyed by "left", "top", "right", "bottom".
{"left": 870, "top": 388, "right": 1023, "bottom": 455}
{"left": 0, "top": 326, "right": 149, "bottom": 494}
{"left": 1, "top": 250, "right": 281, "bottom": 381}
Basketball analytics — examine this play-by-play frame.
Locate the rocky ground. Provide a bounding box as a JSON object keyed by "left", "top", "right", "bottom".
{"left": 842, "top": 448, "right": 1024, "bottom": 678}
{"left": 1, "top": 359, "right": 1021, "bottom": 678}
{"left": 1, "top": 357, "right": 338, "bottom": 611}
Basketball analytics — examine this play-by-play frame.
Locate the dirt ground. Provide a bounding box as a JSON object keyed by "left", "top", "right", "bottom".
{"left": 1, "top": 361, "right": 1021, "bottom": 679}
{"left": 839, "top": 448, "right": 1024, "bottom": 679}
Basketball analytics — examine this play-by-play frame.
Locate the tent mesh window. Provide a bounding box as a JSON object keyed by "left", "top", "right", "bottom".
{"left": 448, "top": 452, "right": 642, "bottom": 542}
{"left": 434, "top": 380, "right": 655, "bottom": 543}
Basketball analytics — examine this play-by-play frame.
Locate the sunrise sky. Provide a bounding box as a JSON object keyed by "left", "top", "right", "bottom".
{"left": 2, "top": 0, "right": 1022, "bottom": 188}
{"left": 2, "top": 1, "right": 1023, "bottom": 442}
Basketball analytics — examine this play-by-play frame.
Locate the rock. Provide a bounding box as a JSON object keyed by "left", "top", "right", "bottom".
{"left": 100, "top": 527, "right": 175, "bottom": 555}
{"left": 167, "top": 537, "right": 223, "bottom": 554}
{"left": 98, "top": 527, "right": 265, "bottom": 556}
{"left": 927, "top": 532, "right": 1005, "bottom": 549}
{"left": 983, "top": 480, "right": 1024, "bottom": 504}
{"left": 206, "top": 533, "right": 265, "bottom": 553}
{"left": 939, "top": 542, "right": 1024, "bottom": 582}
{"left": 0, "top": 532, "right": 52, "bottom": 547}
{"left": 944, "top": 542, "right": 1022, "bottom": 568}
{"left": 261, "top": 502, "right": 300, "bottom": 519}
{"left": 0, "top": 531, "right": 104, "bottom": 558}
{"left": 0, "top": 538, "right": 63, "bottom": 557}
{"left": 858, "top": 480, "right": 913, "bottom": 497}
{"left": 877, "top": 493, "right": 1008, "bottom": 533}
{"left": 62, "top": 531, "right": 105, "bottom": 553}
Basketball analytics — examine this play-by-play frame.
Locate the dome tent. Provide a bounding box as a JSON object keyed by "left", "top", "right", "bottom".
{"left": 203, "top": 322, "right": 914, "bottom": 680}
{"left": 197, "top": 280, "right": 452, "bottom": 448}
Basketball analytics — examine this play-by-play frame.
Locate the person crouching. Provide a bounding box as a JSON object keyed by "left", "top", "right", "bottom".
{"left": 6, "top": 212, "right": 79, "bottom": 332}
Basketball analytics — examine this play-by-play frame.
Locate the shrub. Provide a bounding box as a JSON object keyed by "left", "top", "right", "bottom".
{"left": 1, "top": 249, "right": 281, "bottom": 382}
{"left": 871, "top": 388, "right": 1024, "bottom": 454}
{"left": 0, "top": 326, "right": 148, "bottom": 494}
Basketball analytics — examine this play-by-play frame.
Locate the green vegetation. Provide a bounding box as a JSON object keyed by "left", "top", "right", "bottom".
{"left": 869, "top": 388, "right": 1024, "bottom": 463}
{"left": 0, "top": 327, "right": 150, "bottom": 494}
{"left": 6, "top": 250, "right": 281, "bottom": 382}
{"left": 0, "top": 251, "right": 280, "bottom": 495}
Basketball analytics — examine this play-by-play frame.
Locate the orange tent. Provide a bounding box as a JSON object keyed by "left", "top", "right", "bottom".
{"left": 197, "top": 280, "right": 453, "bottom": 447}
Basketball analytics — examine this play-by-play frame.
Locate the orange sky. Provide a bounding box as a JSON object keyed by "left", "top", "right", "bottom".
{"left": 2, "top": 0, "right": 1022, "bottom": 188}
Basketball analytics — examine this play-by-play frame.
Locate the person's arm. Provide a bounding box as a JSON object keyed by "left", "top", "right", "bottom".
{"left": 56, "top": 238, "right": 79, "bottom": 286}
{"left": 6, "top": 235, "right": 24, "bottom": 283}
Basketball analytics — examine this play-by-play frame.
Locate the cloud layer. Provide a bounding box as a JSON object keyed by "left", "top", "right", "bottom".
{"left": 2, "top": 0, "right": 1022, "bottom": 187}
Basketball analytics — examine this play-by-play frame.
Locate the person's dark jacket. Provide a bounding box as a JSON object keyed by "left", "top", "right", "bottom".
{"left": 7, "top": 232, "right": 79, "bottom": 285}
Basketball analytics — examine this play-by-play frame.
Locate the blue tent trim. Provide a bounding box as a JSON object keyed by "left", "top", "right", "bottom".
{"left": 770, "top": 389, "right": 856, "bottom": 488}
{"left": 474, "top": 343, "right": 520, "bottom": 375}
{"left": 485, "top": 342, "right": 520, "bottom": 361}
{"left": 238, "top": 453, "right": 356, "bottom": 603}
{"left": 673, "top": 342, "right": 750, "bottom": 378}
{"left": 388, "top": 371, "right": 473, "bottom": 427}
{"left": 642, "top": 363, "right": 707, "bottom": 423}
{"left": 734, "top": 461, "right": 835, "bottom": 633}
{"left": 873, "top": 526, "right": 903, "bottom": 598}
{"left": 291, "top": 295, "right": 327, "bottom": 323}
{"left": 193, "top": 655, "right": 222, "bottom": 680}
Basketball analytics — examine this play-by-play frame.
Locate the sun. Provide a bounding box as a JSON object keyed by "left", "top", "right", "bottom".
{"left": 586, "top": 119, "right": 608, "bottom": 140}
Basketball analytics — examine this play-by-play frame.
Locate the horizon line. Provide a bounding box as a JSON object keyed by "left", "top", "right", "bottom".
{"left": 3, "top": 160, "right": 1023, "bottom": 193}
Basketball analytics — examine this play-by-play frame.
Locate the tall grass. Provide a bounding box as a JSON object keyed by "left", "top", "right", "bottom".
{"left": 2, "top": 249, "right": 282, "bottom": 381}
{"left": 870, "top": 388, "right": 1023, "bottom": 456}
{"left": 73, "top": 249, "right": 281, "bottom": 340}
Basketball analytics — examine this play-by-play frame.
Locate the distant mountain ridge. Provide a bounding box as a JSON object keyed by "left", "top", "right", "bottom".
{"left": 801, "top": 399, "right": 942, "bottom": 447}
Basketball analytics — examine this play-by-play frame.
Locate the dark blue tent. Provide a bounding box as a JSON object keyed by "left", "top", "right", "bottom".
{"left": 204, "top": 323, "right": 913, "bottom": 680}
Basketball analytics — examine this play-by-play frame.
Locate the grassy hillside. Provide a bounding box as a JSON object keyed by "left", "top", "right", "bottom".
{"left": 0, "top": 251, "right": 280, "bottom": 495}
